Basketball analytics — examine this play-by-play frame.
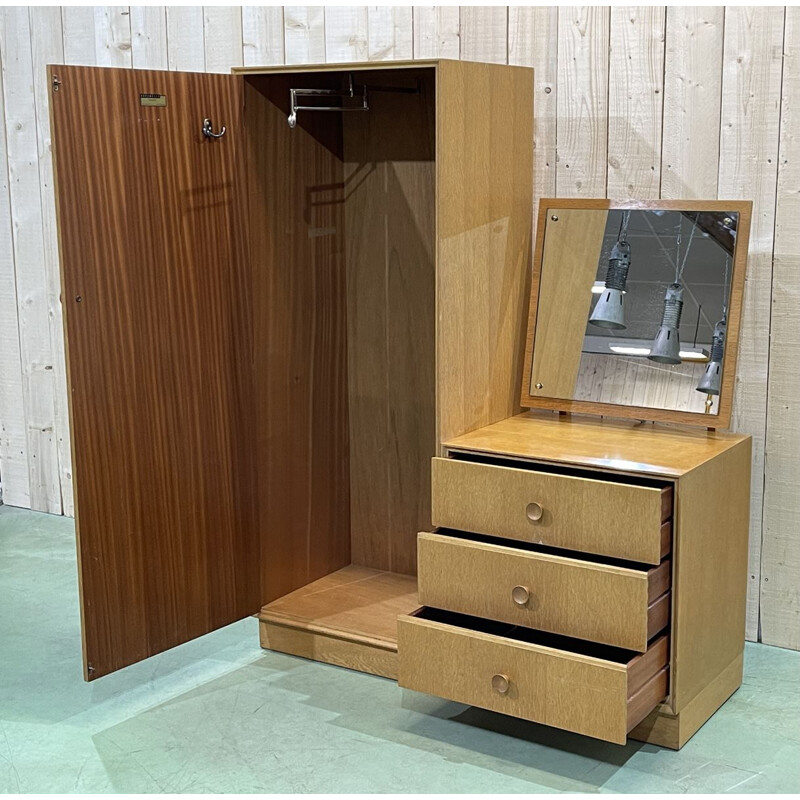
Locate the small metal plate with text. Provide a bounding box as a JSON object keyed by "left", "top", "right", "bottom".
{"left": 140, "top": 93, "right": 167, "bottom": 107}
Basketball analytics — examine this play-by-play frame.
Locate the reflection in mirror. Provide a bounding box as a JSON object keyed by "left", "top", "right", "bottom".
{"left": 530, "top": 209, "right": 738, "bottom": 415}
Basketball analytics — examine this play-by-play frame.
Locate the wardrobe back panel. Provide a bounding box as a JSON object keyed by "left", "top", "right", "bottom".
{"left": 343, "top": 68, "right": 436, "bottom": 575}
{"left": 244, "top": 75, "right": 351, "bottom": 602}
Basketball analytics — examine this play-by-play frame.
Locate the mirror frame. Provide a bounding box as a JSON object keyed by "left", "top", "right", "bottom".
{"left": 521, "top": 198, "right": 753, "bottom": 429}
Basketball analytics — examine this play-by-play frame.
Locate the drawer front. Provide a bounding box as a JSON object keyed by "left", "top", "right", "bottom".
{"left": 417, "top": 532, "right": 670, "bottom": 651}
{"left": 432, "top": 457, "right": 672, "bottom": 564}
{"left": 398, "top": 613, "right": 668, "bottom": 745}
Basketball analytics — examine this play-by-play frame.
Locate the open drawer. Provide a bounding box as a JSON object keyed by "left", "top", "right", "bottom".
{"left": 432, "top": 456, "right": 673, "bottom": 564}
{"left": 398, "top": 608, "right": 669, "bottom": 745}
{"left": 418, "top": 531, "right": 670, "bottom": 651}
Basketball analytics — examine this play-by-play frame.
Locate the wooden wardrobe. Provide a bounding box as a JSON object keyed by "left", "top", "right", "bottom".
{"left": 49, "top": 60, "right": 534, "bottom": 679}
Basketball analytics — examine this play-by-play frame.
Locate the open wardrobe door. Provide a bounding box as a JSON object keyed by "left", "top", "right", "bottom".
{"left": 49, "top": 66, "right": 259, "bottom": 679}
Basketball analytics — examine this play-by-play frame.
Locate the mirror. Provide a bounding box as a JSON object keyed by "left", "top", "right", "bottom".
{"left": 522, "top": 200, "right": 751, "bottom": 428}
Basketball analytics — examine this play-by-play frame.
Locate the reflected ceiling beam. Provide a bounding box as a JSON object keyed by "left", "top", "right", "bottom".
{"left": 680, "top": 211, "right": 736, "bottom": 255}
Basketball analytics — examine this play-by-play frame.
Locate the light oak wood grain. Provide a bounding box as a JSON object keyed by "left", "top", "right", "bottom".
{"left": 529, "top": 209, "right": 608, "bottom": 398}
{"left": 417, "top": 532, "right": 669, "bottom": 651}
{"left": 432, "top": 456, "right": 670, "bottom": 564}
{"left": 260, "top": 620, "right": 398, "bottom": 679}
{"left": 260, "top": 564, "right": 419, "bottom": 648}
{"left": 343, "top": 67, "right": 436, "bottom": 575}
{"left": 671, "top": 438, "right": 751, "bottom": 710}
{"left": 398, "top": 613, "right": 668, "bottom": 745}
{"left": 630, "top": 652, "right": 743, "bottom": 749}
{"left": 443, "top": 411, "right": 749, "bottom": 479}
{"left": 436, "top": 59, "right": 533, "bottom": 444}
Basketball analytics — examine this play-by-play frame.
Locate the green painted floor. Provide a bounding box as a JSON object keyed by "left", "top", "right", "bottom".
{"left": 0, "top": 505, "right": 798, "bottom": 794}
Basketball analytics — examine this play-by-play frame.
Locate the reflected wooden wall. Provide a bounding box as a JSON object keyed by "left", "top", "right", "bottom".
{"left": 0, "top": 6, "right": 796, "bottom": 650}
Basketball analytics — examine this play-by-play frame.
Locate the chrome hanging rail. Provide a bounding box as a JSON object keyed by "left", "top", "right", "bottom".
{"left": 287, "top": 74, "right": 421, "bottom": 128}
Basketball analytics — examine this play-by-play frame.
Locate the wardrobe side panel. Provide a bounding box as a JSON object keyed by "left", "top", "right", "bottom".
{"left": 244, "top": 76, "right": 351, "bottom": 599}
{"left": 343, "top": 68, "right": 437, "bottom": 575}
{"left": 436, "top": 60, "right": 534, "bottom": 443}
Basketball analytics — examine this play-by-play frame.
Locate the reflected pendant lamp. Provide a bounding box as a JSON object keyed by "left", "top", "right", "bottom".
{"left": 589, "top": 238, "right": 632, "bottom": 330}
{"left": 648, "top": 283, "right": 684, "bottom": 364}
{"left": 696, "top": 319, "right": 726, "bottom": 395}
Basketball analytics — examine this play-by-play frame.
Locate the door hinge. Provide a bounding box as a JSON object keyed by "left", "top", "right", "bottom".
{"left": 52, "top": 75, "right": 62, "bottom": 93}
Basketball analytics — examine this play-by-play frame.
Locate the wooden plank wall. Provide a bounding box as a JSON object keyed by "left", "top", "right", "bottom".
{"left": 0, "top": 6, "right": 795, "bottom": 650}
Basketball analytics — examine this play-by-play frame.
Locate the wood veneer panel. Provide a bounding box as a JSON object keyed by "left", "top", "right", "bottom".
{"left": 671, "top": 438, "right": 751, "bottom": 710}
{"left": 444, "top": 412, "right": 749, "bottom": 478}
{"left": 243, "top": 74, "right": 351, "bottom": 601}
{"left": 398, "top": 613, "right": 668, "bottom": 745}
{"left": 259, "top": 564, "right": 419, "bottom": 646}
{"left": 432, "top": 456, "right": 668, "bottom": 564}
{"left": 50, "top": 66, "right": 259, "bottom": 678}
{"left": 529, "top": 209, "right": 608, "bottom": 397}
{"left": 436, "top": 60, "right": 534, "bottom": 444}
{"left": 343, "top": 68, "right": 436, "bottom": 575}
{"left": 417, "top": 531, "right": 669, "bottom": 650}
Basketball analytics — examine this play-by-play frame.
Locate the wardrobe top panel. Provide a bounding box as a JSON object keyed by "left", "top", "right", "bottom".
{"left": 443, "top": 412, "right": 750, "bottom": 478}
{"left": 234, "top": 59, "right": 460, "bottom": 76}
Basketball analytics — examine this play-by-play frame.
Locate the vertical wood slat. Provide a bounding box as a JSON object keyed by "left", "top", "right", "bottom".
{"left": 0, "top": 7, "right": 61, "bottom": 513}
{"left": 762, "top": 6, "right": 799, "bottom": 650}
{"left": 368, "top": 7, "right": 413, "bottom": 61}
{"left": 94, "top": 7, "right": 133, "bottom": 68}
{"left": 242, "top": 6, "right": 285, "bottom": 66}
{"left": 325, "top": 6, "right": 369, "bottom": 63}
{"left": 165, "top": 6, "right": 205, "bottom": 71}
{"left": 607, "top": 6, "right": 665, "bottom": 199}
{"left": 412, "top": 6, "right": 459, "bottom": 59}
{"left": 29, "top": 6, "right": 74, "bottom": 517}
{"left": 660, "top": 7, "right": 725, "bottom": 198}
{"left": 508, "top": 4, "right": 558, "bottom": 249}
{"left": 459, "top": 6, "right": 508, "bottom": 63}
{"left": 0, "top": 11, "right": 31, "bottom": 509}
{"left": 283, "top": 6, "right": 325, "bottom": 65}
{"left": 556, "top": 6, "right": 610, "bottom": 197}
{"left": 61, "top": 7, "right": 97, "bottom": 65}
{"left": 203, "top": 6, "right": 243, "bottom": 73}
{"left": 130, "top": 6, "right": 168, "bottom": 70}
{"left": 718, "top": 6, "right": 785, "bottom": 643}
{"left": 0, "top": 3, "right": 795, "bottom": 652}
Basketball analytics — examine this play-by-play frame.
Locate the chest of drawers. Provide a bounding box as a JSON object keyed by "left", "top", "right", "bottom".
{"left": 398, "top": 412, "right": 751, "bottom": 749}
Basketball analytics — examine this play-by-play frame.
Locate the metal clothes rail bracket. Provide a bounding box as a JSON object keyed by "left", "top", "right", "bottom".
{"left": 287, "top": 74, "right": 421, "bottom": 128}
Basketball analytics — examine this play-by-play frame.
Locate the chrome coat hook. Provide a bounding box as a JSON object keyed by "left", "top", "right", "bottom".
{"left": 202, "top": 118, "right": 226, "bottom": 139}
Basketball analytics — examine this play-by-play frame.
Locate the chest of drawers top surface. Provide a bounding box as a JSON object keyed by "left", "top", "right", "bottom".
{"left": 443, "top": 412, "right": 749, "bottom": 478}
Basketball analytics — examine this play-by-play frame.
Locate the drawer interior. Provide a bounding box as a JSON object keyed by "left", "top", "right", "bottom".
{"left": 412, "top": 606, "right": 660, "bottom": 666}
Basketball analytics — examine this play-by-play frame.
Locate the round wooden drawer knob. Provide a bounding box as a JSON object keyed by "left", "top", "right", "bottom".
{"left": 491, "top": 673, "right": 510, "bottom": 695}
{"left": 526, "top": 502, "right": 543, "bottom": 522}
{"left": 512, "top": 585, "right": 530, "bottom": 606}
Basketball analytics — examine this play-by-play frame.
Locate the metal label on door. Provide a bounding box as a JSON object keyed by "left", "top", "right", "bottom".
{"left": 140, "top": 93, "right": 167, "bottom": 107}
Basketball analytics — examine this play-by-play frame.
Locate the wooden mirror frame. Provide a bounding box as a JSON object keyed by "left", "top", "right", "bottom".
{"left": 521, "top": 199, "right": 753, "bottom": 429}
